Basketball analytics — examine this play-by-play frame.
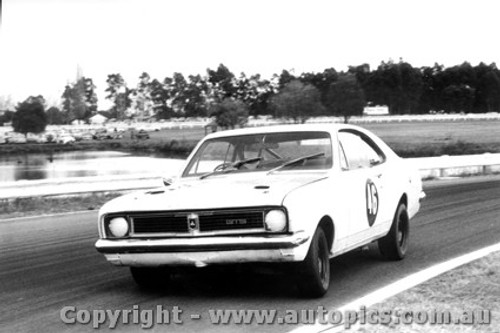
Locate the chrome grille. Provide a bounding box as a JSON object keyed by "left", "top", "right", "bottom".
{"left": 199, "top": 211, "right": 264, "bottom": 232}
{"left": 133, "top": 215, "right": 188, "bottom": 234}
{"left": 130, "top": 209, "right": 265, "bottom": 236}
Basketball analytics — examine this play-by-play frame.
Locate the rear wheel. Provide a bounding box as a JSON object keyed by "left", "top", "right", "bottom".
{"left": 378, "top": 203, "right": 409, "bottom": 260}
{"left": 296, "top": 228, "right": 330, "bottom": 298}
{"left": 130, "top": 267, "right": 172, "bottom": 289}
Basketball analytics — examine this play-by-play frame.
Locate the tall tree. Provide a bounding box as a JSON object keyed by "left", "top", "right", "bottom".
{"left": 417, "top": 63, "right": 444, "bottom": 113}
{"left": 481, "top": 71, "right": 500, "bottom": 112}
{"left": 365, "top": 60, "right": 423, "bottom": 114}
{"left": 325, "top": 74, "right": 366, "bottom": 123}
{"left": 442, "top": 84, "right": 475, "bottom": 113}
{"left": 168, "top": 72, "right": 189, "bottom": 114}
{"left": 300, "top": 68, "right": 338, "bottom": 108}
{"left": 183, "top": 75, "right": 210, "bottom": 117}
{"left": 273, "top": 69, "right": 296, "bottom": 90}
{"left": 61, "top": 85, "right": 73, "bottom": 122}
{"left": 438, "top": 62, "right": 477, "bottom": 113}
{"left": 46, "top": 106, "right": 65, "bottom": 125}
{"left": 207, "top": 64, "right": 236, "bottom": 101}
{"left": 234, "top": 73, "right": 276, "bottom": 116}
{"left": 209, "top": 98, "right": 249, "bottom": 129}
{"left": 105, "top": 73, "right": 131, "bottom": 120}
{"left": 83, "top": 78, "right": 98, "bottom": 116}
{"left": 60, "top": 77, "right": 98, "bottom": 122}
{"left": 12, "top": 96, "right": 47, "bottom": 136}
{"left": 270, "top": 80, "right": 324, "bottom": 123}
{"left": 474, "top": 63, "right": 500, "bottom": 112}
{"left": 348, "top": 64, "right": 371, "bottom": 87}
{"left": 0, "top": 111, "right": 14, "bottom": 125}
{"left": 72, "top": 78, "right": 90, "bottom": 120}
{"left": 131, "top": 72, "right": 154, "bottom": 118}
{"left": 150, "top": 78, "right": 174, "bottom": 119}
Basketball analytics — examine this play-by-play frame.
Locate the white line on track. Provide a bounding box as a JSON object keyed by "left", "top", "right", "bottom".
{"left": 289, "top": 241, "right": 500, "bottom": 333}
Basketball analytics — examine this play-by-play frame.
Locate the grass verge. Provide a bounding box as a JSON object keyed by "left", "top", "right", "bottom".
{"left": 2, "top": 120, "right": 500, "bottom": 158}
{"left": 360, "top": 251, "right": 500, "bottom": 332}
{"left": 0, "top": 192, "right": 124, "bottom": 219}
{"left": 0, "top": 136, "right": 497, "bottom": 159}
{"left": 0, "top": 138, "right": 197, "bottom": 158}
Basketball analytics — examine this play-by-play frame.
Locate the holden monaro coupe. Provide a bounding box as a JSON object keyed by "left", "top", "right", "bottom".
{"left": 95, "top": 124, "right": 424, "bottom": 297}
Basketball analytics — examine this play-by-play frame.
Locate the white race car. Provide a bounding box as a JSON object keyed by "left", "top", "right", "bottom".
{"left": 95, "top": 124, "right": 424, "bottom": 297}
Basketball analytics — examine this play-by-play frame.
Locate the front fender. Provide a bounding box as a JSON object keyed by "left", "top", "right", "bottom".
{"left": 282, "top": 178, "right": 346, "bottom": 257}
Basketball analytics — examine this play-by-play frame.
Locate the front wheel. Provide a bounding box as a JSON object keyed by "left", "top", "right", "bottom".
{"left": 378, "top": 203, "right": 409, "bottom": 260}
{"left": 296, "top": 228, "right": 330, "bottom": 298}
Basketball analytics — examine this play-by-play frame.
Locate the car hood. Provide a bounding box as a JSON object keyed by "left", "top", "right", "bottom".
{"left": 101, "top": 172, "right": 328, "bottom": 213}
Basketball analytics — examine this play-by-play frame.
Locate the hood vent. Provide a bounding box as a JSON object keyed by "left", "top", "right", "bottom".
{"left": 146, "top": 190, "right": 165, "bottom": 195}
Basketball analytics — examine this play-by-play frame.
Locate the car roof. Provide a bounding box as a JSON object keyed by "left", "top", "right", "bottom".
{"left": 204, "top": 123, "right": 363, "bottom": 139}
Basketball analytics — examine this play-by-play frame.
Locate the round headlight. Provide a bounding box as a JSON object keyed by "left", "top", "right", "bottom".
{"left": 108, "top": 217, "right": 129, "bottom": 238}
{"left": 264, "top": 210, "right": 287, "bottom": 232}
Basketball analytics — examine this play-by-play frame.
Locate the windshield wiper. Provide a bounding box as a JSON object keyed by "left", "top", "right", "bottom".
{"left": 267, "top": 152, "right": 324, "bottom": 174}
{"left": 200, "top": 157, "right": 262, "bottom": 180}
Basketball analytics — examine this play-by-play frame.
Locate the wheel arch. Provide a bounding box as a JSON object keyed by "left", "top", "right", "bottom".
{"left": 394, "top": 193, "right": 409, "bottom": 223}
{"left": 399, "top": 193, "right": 408, "bottom": 209}
{"left": 317, "top": 215, "right": 335, "bottom": 251}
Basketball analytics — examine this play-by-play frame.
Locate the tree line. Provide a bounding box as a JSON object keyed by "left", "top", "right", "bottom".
{"left": 3, "top": 60, "right": 500, "bottom": 133}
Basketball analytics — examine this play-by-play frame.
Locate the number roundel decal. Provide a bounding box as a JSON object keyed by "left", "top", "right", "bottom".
{"left": 366, "top": 179, "right": 379, "bottom": 227}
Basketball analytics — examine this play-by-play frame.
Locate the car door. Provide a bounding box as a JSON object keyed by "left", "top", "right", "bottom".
{"left": 338, "top": 130, "right": 391, "bottom": 246}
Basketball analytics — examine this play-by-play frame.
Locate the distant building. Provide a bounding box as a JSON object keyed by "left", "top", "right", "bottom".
{"left": 71, "top": 119, "right": 85, "bottom": 125}
{"left": 363, "top": 105, "right": 389, "bottom": 116}
{"left": 89, "top": 114, "right": 108, "bottom": 125}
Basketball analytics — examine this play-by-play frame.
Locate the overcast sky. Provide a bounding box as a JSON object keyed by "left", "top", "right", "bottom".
{"left": 0, "top": 0, "right": 499, "bottom": 108}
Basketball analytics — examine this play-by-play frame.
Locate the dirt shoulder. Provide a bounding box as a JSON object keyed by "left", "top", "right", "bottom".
{"left": 0, "top": 192, "right": 123, "bottom": 220}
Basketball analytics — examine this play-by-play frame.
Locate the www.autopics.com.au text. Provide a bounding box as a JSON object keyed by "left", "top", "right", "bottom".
{"left": 60, "top": 305, "right": 491, "bottom": 329}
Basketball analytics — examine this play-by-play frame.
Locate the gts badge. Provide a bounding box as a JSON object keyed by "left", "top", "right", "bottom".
{"left": 226, "top": 219, "right": 247, "bottom": 225}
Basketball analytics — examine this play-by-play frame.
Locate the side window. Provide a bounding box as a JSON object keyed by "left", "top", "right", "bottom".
{"left": 338, "top": 131, "right": 384, "bottom": 170}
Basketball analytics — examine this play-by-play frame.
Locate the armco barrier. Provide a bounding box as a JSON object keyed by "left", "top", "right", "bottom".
{"left": 1, "top": 153, "right": 500, "bottom": 200}
{"left": 407, "top": 153, "right": 500, "bottom": 179}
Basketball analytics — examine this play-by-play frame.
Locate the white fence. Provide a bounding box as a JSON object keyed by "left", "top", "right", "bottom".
{"left": 2, "top": 113, "right": 500, "bottom": 137}
{"left": 407, "top": 153, "right": 500, "bottom": 178}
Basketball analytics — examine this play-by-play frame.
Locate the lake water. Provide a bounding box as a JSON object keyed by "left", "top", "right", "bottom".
{"left": 0, "top": 151, "right": 186, "bottom": 182}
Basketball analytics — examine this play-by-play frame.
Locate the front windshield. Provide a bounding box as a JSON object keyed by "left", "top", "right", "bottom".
{"left": 182, "top": 131, "right": 333, "bottom": 177}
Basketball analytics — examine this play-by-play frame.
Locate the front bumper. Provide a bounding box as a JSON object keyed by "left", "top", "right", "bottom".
{"left": 95, "top": 232, "right": 310, "bottom": 266}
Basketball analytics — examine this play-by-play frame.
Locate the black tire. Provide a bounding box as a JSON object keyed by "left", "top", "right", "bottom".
{"left": 296, "top": 228, "right": 330, "bottom": 298}
{"left": 130, "top": 266, "right": 171, "bottom": 289}
{"left": 378, "top": 203, "right": 409, "bottom": 260}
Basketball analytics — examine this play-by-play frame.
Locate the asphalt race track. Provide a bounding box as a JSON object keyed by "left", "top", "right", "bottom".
{"left": 1, "top": 176, "right": 500, "bottom": 332}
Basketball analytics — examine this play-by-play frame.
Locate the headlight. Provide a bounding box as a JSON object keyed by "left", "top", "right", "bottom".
{"left": 264, "top": 210, "right": 287, "bottom": 232}
{"left": 107, "top": 217, "right": 130, "bottom": 238}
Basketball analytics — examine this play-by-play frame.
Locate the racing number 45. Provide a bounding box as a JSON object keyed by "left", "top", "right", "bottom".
{"left": 366, "top": 179, "right": 379, "bottom": 227}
